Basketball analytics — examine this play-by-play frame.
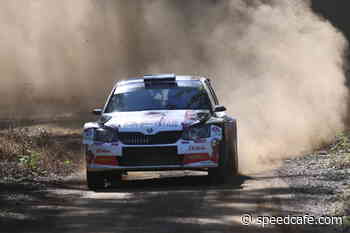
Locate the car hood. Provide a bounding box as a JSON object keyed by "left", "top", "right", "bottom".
{"left": 103, "top": 110, "right": 211, "bottom": 134}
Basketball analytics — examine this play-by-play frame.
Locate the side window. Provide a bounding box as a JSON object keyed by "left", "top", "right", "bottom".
{"left": 202, "top": 82, "right": 216, "bottom": 109}
{"left": 205, "top": 80, "right": 219, "bottom": 105}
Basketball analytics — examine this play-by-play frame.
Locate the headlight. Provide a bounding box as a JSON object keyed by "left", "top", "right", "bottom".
{"left": 182, "top": 125, "right": 211, "bottom": 140}
{"left": 94, "top": 127, "right": 118, "bottom": 142}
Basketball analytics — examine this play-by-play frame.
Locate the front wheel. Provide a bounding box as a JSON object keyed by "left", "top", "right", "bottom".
{"left": 208, "top": 137, "right": 238, "bottom": 183}
{"left": 86, "top": 171, "right": 122, "bottom": 190}
{"left": 86, "top": 171, "right": 105, "bottom": 190}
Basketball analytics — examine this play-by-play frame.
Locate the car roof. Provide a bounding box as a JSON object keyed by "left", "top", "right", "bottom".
{"left": 116, "top": 74, "right": 208, "bottom": 87}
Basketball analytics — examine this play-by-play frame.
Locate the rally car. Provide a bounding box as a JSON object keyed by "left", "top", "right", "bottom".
{"left": 83, "top": 74, "right": 238, "bottom": 189}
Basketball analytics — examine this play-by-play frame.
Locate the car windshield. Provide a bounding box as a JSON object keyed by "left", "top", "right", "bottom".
{"left": 105, "top": 85, "right": 211, "bottom": 112}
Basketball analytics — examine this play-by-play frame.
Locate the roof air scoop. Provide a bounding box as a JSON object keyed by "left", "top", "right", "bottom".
{"left": 144, "top": 74, "right": 176, "bottom": 82}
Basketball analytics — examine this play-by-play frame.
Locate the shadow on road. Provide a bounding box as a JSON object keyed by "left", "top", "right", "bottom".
{"left": 98, "top": 173, "right": 250, "bottom": 193}
{"left": 50, "top": 173, "right": 305, "bottom": 233}
{"left": 0, "top": 172, "right": 318, "bottom": 233}
{"left": 50, "top": 172, "right": 252, "bottom": 193}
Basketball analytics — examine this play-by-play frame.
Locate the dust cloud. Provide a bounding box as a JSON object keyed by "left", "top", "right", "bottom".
{"left": 0, "top": 0, "right": 348, "bottom": 172}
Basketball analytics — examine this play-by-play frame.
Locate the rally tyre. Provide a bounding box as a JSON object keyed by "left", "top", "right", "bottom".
{"left": 86, "top": 171, "right": 106, "bottom": 190}
{"left": 110, "top": 172, "right": 123, "bottom": 188}
{"left": 208, "top": 135, "right": 238, "bottom": 184}
{"left": 87, "top": 171, "right": 122, "bottom": 190}
{"left": 232, "top": 132, "right": 239, "bottom": 176}
{"left": 208, "top": 142, "right": 234, "bottom": 184}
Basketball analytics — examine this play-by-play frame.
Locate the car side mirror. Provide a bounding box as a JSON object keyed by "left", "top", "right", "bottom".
{"left": 214, "top": 105, "right": 226, "bottom": 112}
{"left": 92, "top": 108, "right": 102, "bottom": 116}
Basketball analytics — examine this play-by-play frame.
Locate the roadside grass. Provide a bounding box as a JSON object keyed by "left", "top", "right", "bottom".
{"left": 0, "top": 119, "right": 85, "bottom": 228}
{"left": 0, "top": 123, "right": 83, "bottom": 183}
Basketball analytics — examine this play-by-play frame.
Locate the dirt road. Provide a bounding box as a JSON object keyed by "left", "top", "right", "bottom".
{"left": 0, "top": 119, "right": 311, "bottom": 233}
{"left": 3, "top": 170, "right": 299, "bottom": 233}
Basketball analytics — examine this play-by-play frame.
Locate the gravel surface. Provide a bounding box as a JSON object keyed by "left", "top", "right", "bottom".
{"left": 2, "top": 119, "right": 350, "bottom": 232}
{"left": 278, "top": 150, "right": 350, "bottom": 232}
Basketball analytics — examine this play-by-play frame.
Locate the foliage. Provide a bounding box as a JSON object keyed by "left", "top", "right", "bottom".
{"left": 0, "top": 125, "right": 82, "bottom": 182}
{"left": 18, "top": 152, "right": 40, "bottom": 169}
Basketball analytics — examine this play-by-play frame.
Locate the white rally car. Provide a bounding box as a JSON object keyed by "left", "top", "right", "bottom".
{"left": 83, "top": 74, "right": 238, "bottom": 189}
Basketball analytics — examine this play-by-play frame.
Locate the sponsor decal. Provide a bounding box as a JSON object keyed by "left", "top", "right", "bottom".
{"left": 183, "top": 110, "right": 210, "bottom": 128}
{"left": 189, "top": 145, "right": 207, "bottom": 151}
{"left": 183, "top": 153, "right": 210, "bottom": 164}
{"left": 158, "top": 112, "right": 167, "bottom": 126}
{"left": 183, "top": 111, "right": 197, "bottom": 128}
{"left": 185, "top": 110, "right": 197, "bottom": 121}
{"left": 193, "top": 138, "right": 207, "bottom": 143}
{"left": 122, "top": 121, "right": 180, "bottom": 129}
{"left": 94, "top": 156, "right": 118, "bottom": 166}
{"left": 122, "top": 122, "right": 139, "bottom": 128}
{"left": 161, "top": 120, "right": 180, "bottom": 127}
{"left": 146, "top": 112, "right": 166, "bottom": 117}
{"left": 109, "top": 110, "right": 188, "bottom": 130}
{"left": 96, "top": 149, "right": 111, "bottom": 154}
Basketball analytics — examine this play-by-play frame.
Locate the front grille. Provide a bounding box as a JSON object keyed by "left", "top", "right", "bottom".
{"left": 119, "top": 131, "right": 182, "bottom": 145}
{"left": 120, "top": 146, "right": 182, "bottom": 166}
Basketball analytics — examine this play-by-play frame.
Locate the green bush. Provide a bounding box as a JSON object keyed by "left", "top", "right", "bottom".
{"left": 18, "top": 151, "right": 41, "bottom": 170}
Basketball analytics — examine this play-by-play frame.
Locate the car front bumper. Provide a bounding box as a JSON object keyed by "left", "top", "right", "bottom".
{"left": 85, "top": 138, "right": 221, "bottom": 172}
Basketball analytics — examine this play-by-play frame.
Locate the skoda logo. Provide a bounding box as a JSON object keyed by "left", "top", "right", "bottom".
{"left": 146, "top": 128, "right": 154, "bottom": 134}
